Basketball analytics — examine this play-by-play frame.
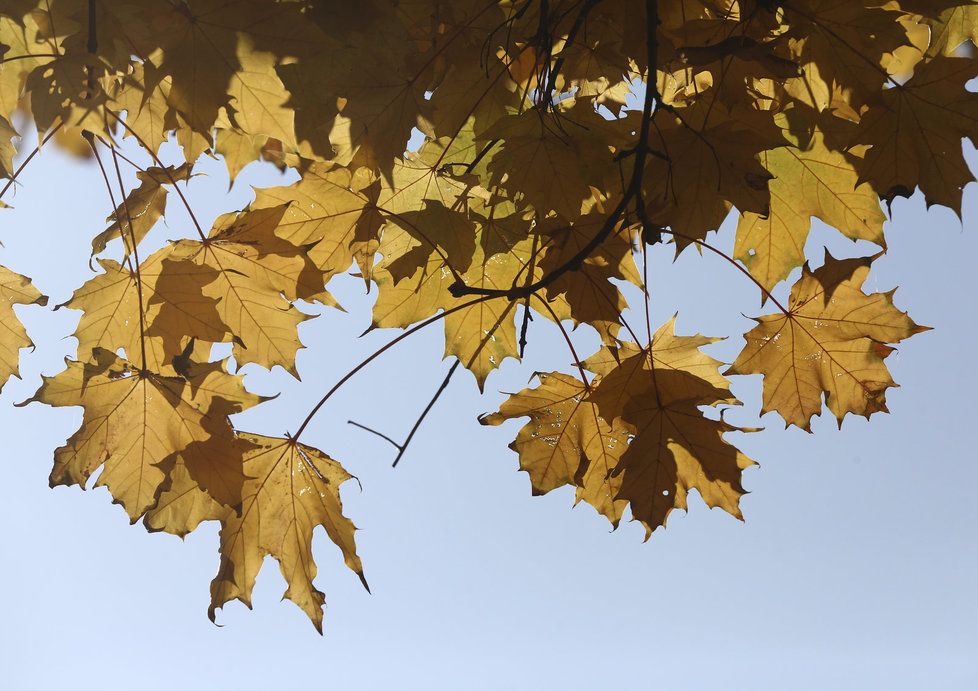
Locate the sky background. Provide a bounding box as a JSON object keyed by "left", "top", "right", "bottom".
{"left": 0, "top": 119, "right": 976, "bottom": 690}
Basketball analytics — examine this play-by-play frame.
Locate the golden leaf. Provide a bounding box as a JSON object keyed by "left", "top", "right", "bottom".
{"left": 927, "top": 5, "right": 978, "bottom": 56}
{"left": 0, "top": 264, "right": 46, "bottom": 391}
{"left": 588, "top": 320, "right": 754, "bottom": 537}
{"left": 482, "top": 371, "right": 629, "bottom": 526}
{"left": 160, "top": 206, "right": 331, "bottom": 375}
{"left": 485, "top": 106, "right": 617, "bottom": 221}
{"left": 207, "top": 434, "right": 364, "bottom": 633}
{"left": 254, "top": 163, "right": 381, "bottom": 280}
{"left": 727, "top": 253, "right": 927, "bottom": 430}
{"left": 0, "top": 114, "right": 16, "bottom": 176}
{"left": 736, "top": 130, "right": 885, "bottom": 292}
{"left": 90, "top": 163, "right": 191, "bottom": 256}
{"left": 22, "top": 350, "right": 260, "bottom": 520}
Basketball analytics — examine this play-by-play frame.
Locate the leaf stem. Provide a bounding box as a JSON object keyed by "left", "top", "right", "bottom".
{"left": 0, "top": 53, "right": 61, "bottom": 64}
{"left": 102, "top": 109, "right": 208, "bottom": 242}
{"left": 660, "top": 228, "right": 790, "bottom": 314}
{"left": 107, "top": 143, "right": 148, "bottom": 370}
{"left": 531, "top": 293, "right": 592, "bottom": 391}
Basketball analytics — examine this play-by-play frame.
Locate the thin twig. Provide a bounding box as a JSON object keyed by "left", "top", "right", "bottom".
{"left": 291, "top": 295, "right": 495, "bottom": 442}
{"left": 108, "top": 143, "right": 147, "bottom": 370}
{"left": 102, "top": 108, "right": 208, "bottom": 242}
{"left": 346, "top": 420, "right": 402, "bottom": 450}
{"left": 0, "top": 123, "right": 63, "bottom": 203}
{"left": 392, "top": 298, "right": 517, "bottom": 466}
{"left": 392, "top": 359, "right": 461, "bottom": 468}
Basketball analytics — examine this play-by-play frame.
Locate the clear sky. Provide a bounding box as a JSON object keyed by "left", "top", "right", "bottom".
{"left": 1, "top": 122, "right": 976, "bottom": 690}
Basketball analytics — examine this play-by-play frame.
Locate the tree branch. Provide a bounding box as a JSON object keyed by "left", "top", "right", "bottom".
{"left": 449, "top": 0, "right": 661, "bottom": 303}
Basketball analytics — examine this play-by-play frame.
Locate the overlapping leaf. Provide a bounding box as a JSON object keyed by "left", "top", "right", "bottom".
{"left": 736, "top": 130, "right": 885, "bottom": 291}
{"left": 22, "top": 350, "right": 260, "bottom": 519}
{"left": 0, "top": 265, "right": 46, "bottom": 391}
{"left": 148, "top": 433, "right": 365, "bottom": 632}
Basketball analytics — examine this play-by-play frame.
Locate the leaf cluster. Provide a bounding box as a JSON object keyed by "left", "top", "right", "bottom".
{"left": 0, "top": 0, "right": 969, "bottom": 629}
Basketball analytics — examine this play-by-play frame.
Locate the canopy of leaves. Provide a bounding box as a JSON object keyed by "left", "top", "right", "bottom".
{"left": 1, "top": 0, "right": 970, "bottom": 630}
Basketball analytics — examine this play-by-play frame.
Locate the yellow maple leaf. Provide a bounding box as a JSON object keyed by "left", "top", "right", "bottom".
{"left": 0, "top": 264, "right": 46, "bottom": 391}
{"left": 481, "top": 371, "right": 629, "bottom": 526}
{"left": 854, "top": 55, "right": 978, "bottom": 213}
{"left": 586, "top": 319, "right": 752, "bottom": 537}
{"left": 90, "top": 163, "right": 191, "bottom": 257}
{"left": 736, "top": 130, "right": 885, "bottom": 292}
{"left": 727, "top": 253, "right": 927, "bottom": 430}
{"left": 782, "top": 0, "right": 910, "bottom": 111}
{"left": 927, "top": 4, "right": 978, "bottom": 56}
{"left": 0, "top": 114, "right": 16, "bottom": 177}
{"left": 160, "top": 205, "right": 333, "bottom": 375}
{"left": 62, "top": 254, "right": 225, "bottom": 375}
{"left": 254, "top": 163, "right": 382, "bottom": 280}
{"left": 206, "top": 434, "right": 364, "bottom": 633}
{"left": 21, "top": 350, "right": 261, "bottom": 519}
{"left": 485, "top": 106, "right": 617, "bottom": 221}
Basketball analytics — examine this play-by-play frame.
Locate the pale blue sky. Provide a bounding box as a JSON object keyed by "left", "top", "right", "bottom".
{"left": 0, "top": 122, "right": 976, "bottom": 690}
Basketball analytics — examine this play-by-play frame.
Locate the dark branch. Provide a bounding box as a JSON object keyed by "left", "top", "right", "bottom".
{"left": 449, "top": 0, "right": 661, "bottom": 303}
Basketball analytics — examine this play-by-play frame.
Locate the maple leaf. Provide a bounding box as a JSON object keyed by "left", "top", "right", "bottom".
{"left": 727, "top": 253, "right": 927, "bottom": 430}
{"left": 130, "top": 0, "right": 320, "bottom": 141}
{"left": 157, "top": 205, "right": 332, "bottom": 376}
{"left": 253, "top": 162, "right": 382, "bottom": 281}
{"left": 214, "top": 127, "right": 268, "bottom": 184}
{"left": 735, "top": 129, "right": 885, "bottom": 292}
{"left": 781, "top": 0, "right": 911, "bottom": 111}
{"left": 90, "top": 163, "right": 191, "bottom": 256}
{"left": 0, "top": 265, "right": 46, "bottom": 391}
{"left": 0, "top": 11, "right": 58, "bottom": 120}
{"left": 152, "top": 433, "right": 364, "bottom": 633}
{"left": 62, "top": 253, "right": 224, "bottom": 375}
{"left": 489, "top": 319, "right": 755, "bottom": 537}
{"left": 109, "top": 61, "right": 174, "bottom": 156}
{"left": 585, "top": 320, "right": 755, "bottom": 537}
{"left": 927, "top": 4, "right": 978, "bottom": 56}
{"left": 21, "top": 350, "right": 261, "bottom": 519}
{"left": 485, "top": 106, "right": 618, "bottom": 221}
{"left": 0, "top": 114, "right": 16, "bottom": 177}
{"left": 209, "top": 434, "right": 364, "bottom": 632}
{"left": 854, "top": 55, "right": 978, "bottom": 213}
{"left": 645, "top": 103, "right": 779, "bottom": 243}
{"left": 481, "top": 371, "right": 630, "bottom": 526}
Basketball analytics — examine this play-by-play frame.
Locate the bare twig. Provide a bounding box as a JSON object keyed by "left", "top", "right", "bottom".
{"left": 0, "top": 123, "right": 63, "bottom": 203}
{"left": 291, "top": 296, "right": 495, "bottom": 442}
{"left": 391, "top": 359, "right": 461, "bottom": 468}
